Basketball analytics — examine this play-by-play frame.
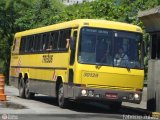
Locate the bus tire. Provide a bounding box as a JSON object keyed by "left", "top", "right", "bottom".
{"left": 25, "top": 79, "right": 35, "bottom": 99}
{"left": 18, "top": 77, "right": 25, "bottom": 98}
{"left": 58, "top": 83, "right": 69, "bottom": 108}
{"left": 109, "top": 101, "right": 122, "bottom": 112}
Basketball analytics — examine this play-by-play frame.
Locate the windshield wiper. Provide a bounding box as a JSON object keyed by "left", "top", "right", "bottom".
{"left": 125, "top": 62, "right": 131, "bottom": 70}
{"left": 95, "top": 63, "right": 104, "bottom": 69}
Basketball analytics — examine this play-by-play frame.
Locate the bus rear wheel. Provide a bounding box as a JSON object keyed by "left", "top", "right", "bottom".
{"left": 25, "top": 79, "right": 35, "bottom": 99}
{"left": 18, "top": 77, "right": 25, "bottom": 98}
{"left": 58, "top": 83, "right": 69, "bottom": 108}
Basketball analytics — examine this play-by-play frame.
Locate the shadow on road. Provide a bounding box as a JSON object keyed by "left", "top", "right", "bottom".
{"left": 30, "top": 95, "right": 150, "bottom": 116}
{"left": 0, "top": 101, "right": 26, "bottom": 109}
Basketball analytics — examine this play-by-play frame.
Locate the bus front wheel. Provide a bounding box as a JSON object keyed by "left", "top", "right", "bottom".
{"left": 58, "top": 83, "right": 69, "bottom": 108}
{"left": 18, "top": 77, "right": 25, "bottom": 98}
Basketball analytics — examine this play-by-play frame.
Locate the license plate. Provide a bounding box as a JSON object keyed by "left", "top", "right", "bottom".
{"left": 106, "top": 93, "right": 118, "bottom": 99}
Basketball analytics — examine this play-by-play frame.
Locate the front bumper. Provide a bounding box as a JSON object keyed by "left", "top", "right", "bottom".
{"left": 73, "top": 86, "right": 142, "bottom": 104}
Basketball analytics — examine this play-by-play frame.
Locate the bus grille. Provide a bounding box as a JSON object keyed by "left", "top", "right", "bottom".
{"left": 86, "top": 84, "right": 134, "bottom": 91}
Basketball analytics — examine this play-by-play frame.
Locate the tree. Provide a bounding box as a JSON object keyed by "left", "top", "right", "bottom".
{"left": 0, "top": 0, "right": 65, "bottom": 84}
{"left": 15, "top": 0, "right": 65, "bottom": 30}
{"left": 0, "top": 0, "right": 30, "bottom": 83}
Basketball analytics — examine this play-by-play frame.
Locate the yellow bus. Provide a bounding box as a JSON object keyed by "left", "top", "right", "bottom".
{"left": 10, "top": 19, "right": 144, "bottom": 110}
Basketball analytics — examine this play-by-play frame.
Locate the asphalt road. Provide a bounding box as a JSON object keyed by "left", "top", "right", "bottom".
{"left": 0, "top": 86, "right": 150, "bottom": 120}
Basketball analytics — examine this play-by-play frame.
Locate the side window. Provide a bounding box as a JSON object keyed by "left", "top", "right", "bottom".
{"left": 20, "top": 37, "right": 24, "bottom": 52}
{"left": 58, "top": 29, "right": 71, "bottom": 50}
{"left": 41, "top": 34, "right": 46, "bottom": 51}
{"left": 41, "top": 33, "right": 49, "bottom": 51}
{"left": 18, "top": 34, "right": 50, "bottom": 53}
{"left": 25, "top": 36, "right": 29, "bottom": 52}
{"left": 34, "top": 34, "right": 41, "bottom": 52}
{"left": 39, "top": 34, "right": 43, "bottom": 51}
{"left": 20, "top": 37, "right": 26, "bottom": 53}
{"left": 50, "top": 31, "right": 59, "bottom": 50}
{"left": 28, "top": 35, "right": 34, "bottom": 52}
{"left": 45, "top": 33, "right": 50, "bottom": 51}
{"left": 34, "top": 35, "right": 38, "bottom": 52}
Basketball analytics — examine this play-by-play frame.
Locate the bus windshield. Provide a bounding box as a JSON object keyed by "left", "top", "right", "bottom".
{"left": 78, "top": 27, "right": 143, "bottom": 69}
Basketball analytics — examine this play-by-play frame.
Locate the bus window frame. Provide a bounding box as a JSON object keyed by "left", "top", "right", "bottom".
{"left": 78, "top": 26, "right": 144, "bottom": 69}
{"left": 18, "top": 28, "right": 72, "bottom": 55}
{"left": 57, "top": 28, "right": 71, "bottom": 51}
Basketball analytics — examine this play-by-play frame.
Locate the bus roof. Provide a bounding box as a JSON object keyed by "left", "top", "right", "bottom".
{"left": 15, "top": 19, "right": 142, "bottom": 38}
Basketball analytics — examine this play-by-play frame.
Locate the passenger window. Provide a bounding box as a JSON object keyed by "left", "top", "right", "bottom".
{"left": 18, "top": 29, "right": 71, "bottom": 53}
{"left": 29, "top": 36, "right": 34, "bottom": 52}
{"left": 20, "top": 37, "right": 26, "bottom": 53}
{"left": 34, "top": 35, "right": 40, "bottom": 52}
{"left": 45, "top": 33, "right": 50, "bottom": 51}
{"left": 50, "top": 31, "right": 59, "bottom": 50}
{"left": 39, "top": 34, "right": 43, "bottom": 51}
{"left": 25, "top": 36, "right": 29, "bottom": 52}
{"left": 42, "top": 34, "right": 47, "bottom": 51}
{"left": 58, "top": 29, "right": 71, "bottom": 50}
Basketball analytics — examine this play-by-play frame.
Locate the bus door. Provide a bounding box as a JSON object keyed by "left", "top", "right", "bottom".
{"left": 68, "top": 29, "right": 77, "bottom": 98}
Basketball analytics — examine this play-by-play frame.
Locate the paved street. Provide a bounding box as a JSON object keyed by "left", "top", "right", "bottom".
{"left": 0, "top": 86, "right": 150, "bottom": 120}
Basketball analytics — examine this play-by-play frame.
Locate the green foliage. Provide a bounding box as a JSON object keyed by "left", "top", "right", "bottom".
{"left": 15, "top": 0, "right": 65, "bottom": 30}
{"left": 0, "top": 0, "right": 159, "bottom": 83}
{"left": 0, "top": 0, "right": 64, "bottom": 84}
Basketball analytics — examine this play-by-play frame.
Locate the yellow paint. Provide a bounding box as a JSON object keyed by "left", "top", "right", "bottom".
{"left": 15, "top": 19, "right": 142, "bottom": 38}
{"left": 75, "top": 64, "right": 144, "bottom": 91}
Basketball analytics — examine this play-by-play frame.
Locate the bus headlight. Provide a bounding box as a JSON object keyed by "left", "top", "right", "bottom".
{"left": 134, "top": 93, "right": 140, "bottom": 100}
{"left": 81, "top": 89, "right": 87, "bottom": 96}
